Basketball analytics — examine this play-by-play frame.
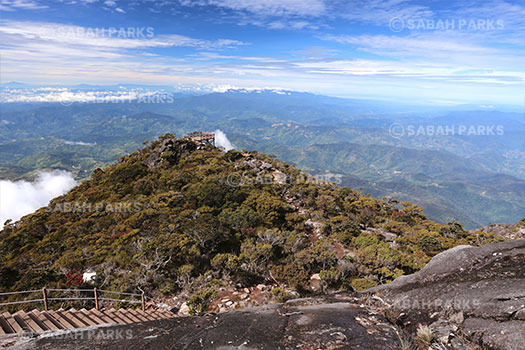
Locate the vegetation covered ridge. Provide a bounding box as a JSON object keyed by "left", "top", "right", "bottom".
{"left": 0, "top": 133, "right": 511, "bottom": 311}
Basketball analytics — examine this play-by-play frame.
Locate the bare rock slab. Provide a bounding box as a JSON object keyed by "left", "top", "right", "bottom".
{"left": 10, "top": 297, "right": 400, "bottom": 350}
{"left": 367, "top": 239, "right": 525, "bottom": 350}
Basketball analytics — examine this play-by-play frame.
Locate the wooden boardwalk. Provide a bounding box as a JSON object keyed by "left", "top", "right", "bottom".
{"left": 0, "top": 308, "right": 175, "bottom": 334}
{"left": 185, "top": 131, "right": 215, "bottom": 145}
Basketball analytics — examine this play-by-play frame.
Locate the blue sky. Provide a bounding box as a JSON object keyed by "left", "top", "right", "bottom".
{"left": 0, "top": 0, "right": 524, "bottom": 108}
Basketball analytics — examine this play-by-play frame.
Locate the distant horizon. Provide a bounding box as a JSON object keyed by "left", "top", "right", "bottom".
{"left": 1, "top": 82, "right": 524, "bottom": 113}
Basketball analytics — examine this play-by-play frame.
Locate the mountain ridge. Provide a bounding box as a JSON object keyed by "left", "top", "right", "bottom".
{"left": 0, "top": 133, "right": 511, "bottom": 312}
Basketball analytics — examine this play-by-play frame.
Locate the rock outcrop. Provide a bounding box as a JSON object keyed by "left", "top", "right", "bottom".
{"left": 367, "top": 239, "right": 525, "bottom": 350}
{"left": 470, "top": 223, "right": 525, "bottom": 240}
{"left": 143, "top": 137, "right": 198, "bottom": 169}
{"left": 10, "top": 296, "right": 401, "bottom": 350}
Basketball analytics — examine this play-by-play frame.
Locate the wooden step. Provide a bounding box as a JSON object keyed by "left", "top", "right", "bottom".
{"left": 12, "top": 313, "right": 32, "bottom": 332}
{"left": 0, "top": 315, "right": 8, "bottom": 335}
{"left": 69, "top": 309, "right": 97, "bottom": 327}
{"left": 0, "top": 307, "right": 176, "bottom": 334}
{"left": 33, "top": 310, "right": 61, "bottom": 331}
{"left": 90, "top": 309, "right": 118, "bottom": 324}
{"left": 27, "top": 310, "right": 48, "bottom": 331}
{"left": 16, "top": 310, "right": 45, "bottom": 332}
{"left": 3, "top": 313, "right": 24, "bottom": 333}
{"left": 120, "top": 309, "right": 142, "bottom": 323}
{"left": 1, "top": 313, "right": 17, "bottom": 334}
{"left": 46, "top": 310, "right": 76, "bottom": 329}
{"left": 60, "top": 309, "right": 89, "bottom": 328}
{"left": 111, "top": 309, "right": 135, "bottom": 325}
{"left": 128, "top": 310, "right": 149, "bottom": 322}
{"left": 137, "top": 310, "right": 157, "bottom": 322}
{"left": 79, "top": 309, "right": 106, "bottom": 325}
{"left": 104, "top": 309, "right": 130, "bottom": 324}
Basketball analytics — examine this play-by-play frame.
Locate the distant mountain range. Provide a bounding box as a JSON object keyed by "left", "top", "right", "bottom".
{"left": 1, "top": 89, "right": 524, "bottom": 228}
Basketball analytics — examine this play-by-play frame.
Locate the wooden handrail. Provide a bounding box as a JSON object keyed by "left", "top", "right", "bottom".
{"left": 94, "top": 287, "right": 99, "bottom": 310}
{"left": 42, "top": 287, "right": 48, "bottom": 311}
{"left": 0, "top": 288, "right": 150, "bottom": 311}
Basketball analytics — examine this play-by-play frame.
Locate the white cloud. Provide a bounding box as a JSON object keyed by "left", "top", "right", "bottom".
{"left": 175, "top": 0, "right": 325, "bottom": 30}
{"left": 0, "top": 87, "right": 173, "bottom": 103}
{"left": 456, "top": 0, "right": 525, "bottom": 29}
{"left": 0, "top": 171, "right": 77, "bottom": 228}
{"left": 175, "top": 0, "right": 432, "bottom": 29}
{"left": 321, "top": 33, "right": 493, "bottom": 57}
{"left": 0, "top": 0, "right": 47, "bottom": 11}
{"left": 336, "top": 0, "right": 434, "bottom": 24}
{"left": 0, "top": 20, "right": 247, "bottom": 51}
{"left": 208, "top": 0, "right": 326, "bottom": 17}
{"left": 214, "top": 129, "right": 235, "bottom": 151}
{"left": 319, "top": 32, "right": 525, "bottom": 74}
{"left": 64, "top": 140, "right": 97, "bottom": 146}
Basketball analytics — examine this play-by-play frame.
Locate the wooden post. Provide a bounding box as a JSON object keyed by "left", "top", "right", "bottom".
{"left": 42, "top": 287, "right": 48, "bottom": 311}
{"left": 141, "top": 292, "right": 145, "bottom": 312}
{"left": 94, "top": 288, "right": 99, "bottom": 310}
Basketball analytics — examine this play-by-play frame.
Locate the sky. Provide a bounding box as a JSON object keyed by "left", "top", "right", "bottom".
{"left": 0, "top": 0, "right": 524, "bottom": 107}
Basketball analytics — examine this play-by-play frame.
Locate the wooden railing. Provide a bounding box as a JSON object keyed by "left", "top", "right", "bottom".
{"left": 0, "top": 288, "right": 147, "bottom": 311}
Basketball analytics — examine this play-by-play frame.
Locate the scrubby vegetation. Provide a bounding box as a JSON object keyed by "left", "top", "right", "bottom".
{"left": 0, "top": 133, "right": 505, "bottom": 306}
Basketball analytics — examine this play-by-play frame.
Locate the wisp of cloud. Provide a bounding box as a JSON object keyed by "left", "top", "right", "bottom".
{"left": 0, "top": 171, "right": 77, "bottom": 229}
{"left": 214, "top": 129, "right": 235, "bottom": 151}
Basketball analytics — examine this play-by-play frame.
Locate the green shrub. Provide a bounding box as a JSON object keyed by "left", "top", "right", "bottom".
{"left": 240, "top": 240, "right": 273, "bottom": 274}
{"left": 271, "top": 287, "right": 294, "bottom": 302}
{"left": 418, "top": 235, "right": 442, "bottom": 255}
{"left": 294, "top": 240, "right": 337, "bottom": 273}
{"left": 349, "top": 277, "right": 377, "bottom": 292}
{"left": 438, "top": 221, "right": 466, "bottom": 239}
{"left": 319, "top": 267, "right": 342, "bottom": 287}
{"left": 271, "top": 264, "right": 309, "bottom": 291}
{"left": 187, "top": 288, "right": 217, "bottom": 316}
{"left": 211, "top": 253, "right": 240, "bottom": 273}
{"left": 353, "top": 233, "right": 380, "bottom": 249}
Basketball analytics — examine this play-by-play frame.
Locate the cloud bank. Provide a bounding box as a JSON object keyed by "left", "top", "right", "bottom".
{"left": 214, "top": 129, "right": 235, "bottom": 151}
{"left": 0, "top": 171, "right": 77, "bottom": 228}
{"left": 64, "top": 140, "right": 96, "bottom": 146}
